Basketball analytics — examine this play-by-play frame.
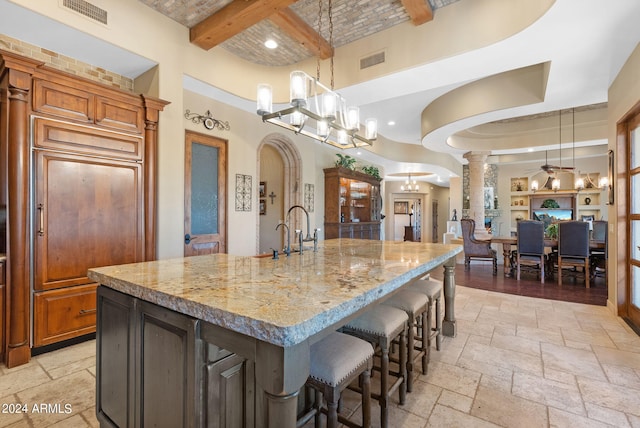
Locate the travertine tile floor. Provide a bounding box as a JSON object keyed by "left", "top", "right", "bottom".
{"left": 2, "top": 285, "right": 640, "bottom": 427}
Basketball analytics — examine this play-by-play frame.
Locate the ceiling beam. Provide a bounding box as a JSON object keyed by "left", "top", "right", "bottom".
{"left": 401, "top": 0, "right": 434, "bottom": 25}
{"left": 190, "top": 0, "right": 299, "bottom": 50}
{"left": 269, "top": 8, "right": 333, "bottom": 60}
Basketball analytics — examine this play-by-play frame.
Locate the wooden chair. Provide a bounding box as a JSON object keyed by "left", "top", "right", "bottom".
{"left": 551, "top": 221, "right": 590, "bottom": 288}
{"left": 516, "top": 220, "right": 546, "bottom": 283}
{"left": 460, "top": 218, "right": 497, "bottom": 275}
{"left": 590, "top": 220, "right": 608, "bottom": 281}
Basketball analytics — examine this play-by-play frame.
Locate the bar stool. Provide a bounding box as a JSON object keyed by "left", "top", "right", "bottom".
{"left": 381, "top": 290, "right": 428, "bottom": 392}
{"left": 298, "top": 331, "right": 374, "bottom": 428}
{"left": 407, "top": 279, "right": 443, "bottom": 373}
{"left": 341, "top": 305, "right": 408, "bottom": 428}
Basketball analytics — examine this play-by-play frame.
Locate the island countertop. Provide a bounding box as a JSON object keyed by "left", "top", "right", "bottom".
{"left": 88, "top": 238, "right": 461, "bottom": 347}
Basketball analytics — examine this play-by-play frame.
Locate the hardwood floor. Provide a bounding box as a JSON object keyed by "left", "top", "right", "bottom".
{"left": 431, "top": 262, "right": 607, "bottom": 306}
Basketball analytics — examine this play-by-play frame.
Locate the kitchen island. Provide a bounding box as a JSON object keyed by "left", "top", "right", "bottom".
{"left": 88, "top": 239, "right": 461, "bottom": 428}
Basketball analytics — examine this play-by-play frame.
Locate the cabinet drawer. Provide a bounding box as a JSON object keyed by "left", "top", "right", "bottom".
{"left": 33, "top": 79, "right": 94, "bottom": 123}
{"left": 96, "top": 96, "right": 144, "bottom": 134}
{"left": 33, "top": 118, "right": 143, "bottom": 161}
{"left": 33, "top": 283, "right": 98, "bottom": 347}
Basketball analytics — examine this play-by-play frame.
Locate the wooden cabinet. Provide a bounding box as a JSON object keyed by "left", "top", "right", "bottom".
{"left": 96, "top": 286, "right": 256, "bottom": 428}
{"left": 0, "top": 50, "right": 168, "bottom": 366}
{"left": 324, "top": 167, "right": 382, "bottom": 240}
{"left": 0, "top": 259, "right": 5, "bottom": 362}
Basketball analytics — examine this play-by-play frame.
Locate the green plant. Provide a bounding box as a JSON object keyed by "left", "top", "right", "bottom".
{"left": 361, "top": 165, "right": 381, "bottom": 180}
{"left": 546, "top": 223, "right": 558, "bottom": 239}
{"left": 541, "top": 199, "right": 560, "bottom": 208}
{"left": 335, "top": 154, "right": 356, "bottom": 170}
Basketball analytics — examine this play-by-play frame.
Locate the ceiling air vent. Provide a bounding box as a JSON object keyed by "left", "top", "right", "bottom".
{"left": 360, "top": 51, "right": 385, "bottom": 70}
{"left": 62, "top": 0, "right": 107, "bottom": 24}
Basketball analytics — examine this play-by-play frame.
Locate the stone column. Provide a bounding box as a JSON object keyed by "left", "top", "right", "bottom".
{"left": 463, "top": 151, "right": 491, "bottom": 239}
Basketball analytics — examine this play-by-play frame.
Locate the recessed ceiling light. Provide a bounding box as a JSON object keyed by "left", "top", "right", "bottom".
{"left": 387, "top": 120, "right": 396, "bottom": 126}
{"left": 265, "top": 39, "right": 278, "bottom": 49}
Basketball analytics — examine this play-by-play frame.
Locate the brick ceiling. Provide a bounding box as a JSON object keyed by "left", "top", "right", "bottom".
{"left": 138, "top": 0, "right": 460, "bottom": 66}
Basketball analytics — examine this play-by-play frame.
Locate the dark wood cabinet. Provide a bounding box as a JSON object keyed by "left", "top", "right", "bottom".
{"left": 324, "top": 167, "right": 382, "bottom": 240}
{"left": 0, "top": 50, "right": 168, "bottom": 366}
{"left": 96, "top": 286, "right": 256, "bottom": 428}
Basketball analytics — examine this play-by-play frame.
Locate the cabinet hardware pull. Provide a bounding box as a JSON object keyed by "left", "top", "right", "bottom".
{"left": 37, "top": 204, "right": 44, "bottom": 236}
{"left": 79, "top": 308, "right": 97, "bottom": 315}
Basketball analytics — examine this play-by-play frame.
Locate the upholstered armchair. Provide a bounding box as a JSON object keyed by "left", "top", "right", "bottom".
{"left": 460, "top": 218, "right": 497, "bottom": 275}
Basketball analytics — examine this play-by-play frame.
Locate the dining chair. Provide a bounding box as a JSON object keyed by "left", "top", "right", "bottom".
{"left": 516, "top": 220, "right": 546, "bottom": 283}
{"left": 552, "top": 221, "right": 590, "bottom": 288}
{"left": 460, "top": 218, "right": 497, "bottom": 275}
{"left": 590, "top": 220, "right": 608, "bottom": 281}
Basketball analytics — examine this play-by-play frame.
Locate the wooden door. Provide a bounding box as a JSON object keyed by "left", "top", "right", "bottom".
{"left": 33, "top": 150, "right": 143, "bottom": 291}
{"left": 627, "top": 113, "right": 640, "bottom": 328}
{"left": 184, "top": 131, "right": 227, "bottom": 256}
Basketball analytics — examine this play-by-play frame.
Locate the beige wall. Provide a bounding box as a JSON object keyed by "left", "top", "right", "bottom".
{"left": 607, "top": 42, "right": 640, "bottom": 314}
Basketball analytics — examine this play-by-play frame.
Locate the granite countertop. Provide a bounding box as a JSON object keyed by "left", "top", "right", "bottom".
{"left": 88, "top": 239, "right": 461, "bottom": 347}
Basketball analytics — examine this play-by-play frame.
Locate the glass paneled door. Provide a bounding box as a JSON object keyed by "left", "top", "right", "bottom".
{"left": 629, "top": 114, "right": 640, "bottom": 328}
{"left": 184, "top": 131, "right": 227, "bottom": 256}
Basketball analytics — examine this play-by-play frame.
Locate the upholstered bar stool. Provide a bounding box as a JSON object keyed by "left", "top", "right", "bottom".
{"left": 297, "top": 331, "right": 374, "bottom": 428}
{"left": 341, "top": 305, "right": 408, "bottom": 428}
{"left": 381, "top": 290, "right": 428, "bottom": 392}
{"left": 406, "top": 279, "right": 443, "bottom": 373}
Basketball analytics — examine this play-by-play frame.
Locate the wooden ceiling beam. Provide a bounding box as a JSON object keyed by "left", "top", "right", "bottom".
{"left": 190, "top": 0, "right": 299, "bottom": 50}
{"left": 401, "top": 0, "right": 434, "bottom": 25}
{"left": 269, "top": 8, "right": 333, "bottom": 60}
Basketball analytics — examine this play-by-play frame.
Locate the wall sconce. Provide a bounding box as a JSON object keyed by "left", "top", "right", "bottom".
{"left": 551, "top": 178, "right": 560, "bottom": 192}
{"left": 598, "top": 176, "right": 609, "bottom": 190}
{"left": 184, "top": 109, "right": 230, "bottom": 131}
{"left": 531, "top": 180, "right": 539, "bottom": 192}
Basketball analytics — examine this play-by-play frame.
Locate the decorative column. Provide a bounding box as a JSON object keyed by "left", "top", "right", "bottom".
{"left": 463, "top": 151, "right": 491, "bottom": 239}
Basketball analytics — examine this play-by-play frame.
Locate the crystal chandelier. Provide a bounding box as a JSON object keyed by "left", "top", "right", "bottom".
{"left": 256, "top": 0, "right": 377, "bottom": 149}
{"left": 401, "top": 174, "right": 420, "bottom": 192}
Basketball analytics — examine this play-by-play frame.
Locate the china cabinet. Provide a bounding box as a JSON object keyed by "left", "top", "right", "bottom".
{"left": 324, "top": 167, "right": 382, "bottom": 240}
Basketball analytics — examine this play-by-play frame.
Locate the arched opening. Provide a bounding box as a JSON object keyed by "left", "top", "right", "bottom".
{"left": 256, "top": 133, "right": 302, "bottom": 255}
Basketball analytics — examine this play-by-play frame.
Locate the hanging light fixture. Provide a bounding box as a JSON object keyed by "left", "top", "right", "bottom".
{"left": 256, "top": 0, "right": 377, "bottom": 149}
{"left": 401, "top": 174, "right": 420, "bottom": 192}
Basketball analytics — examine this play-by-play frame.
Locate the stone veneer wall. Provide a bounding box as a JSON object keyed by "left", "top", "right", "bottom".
{"left": 462, "top": 163, "right": 499, "bottom": 207}
{"left": 0, "top": 34, "right": 134, "bottom": 92}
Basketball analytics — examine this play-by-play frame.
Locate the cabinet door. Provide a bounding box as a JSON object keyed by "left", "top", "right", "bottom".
{"left": 96, "top": 286, "right": 136, "bottom": 428}
{"left": 33, "top": 150, "right": 143, "bottom": 291}
{"left": 205, "top": 353, "right": 255, "bottom": 428}
{"left": 139, "top": 301, "right": 199, "bottom": 428}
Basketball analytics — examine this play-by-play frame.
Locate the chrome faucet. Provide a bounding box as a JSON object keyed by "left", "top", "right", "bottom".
{"left": 286, "top": 205, "right": 312, "bottom": 242}
{"left": 285, "top": 204, "right": 320, "bottom": 253}
{"left": 275, "top": 222, "right": 291, "bottom": 256}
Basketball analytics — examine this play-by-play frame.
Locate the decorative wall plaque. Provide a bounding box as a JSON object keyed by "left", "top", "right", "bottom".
{"left": 304, "top": 183, "right": 314, "bottom": 213}
{"left": 235, "top": 174, "right": 252, "bottom": 211}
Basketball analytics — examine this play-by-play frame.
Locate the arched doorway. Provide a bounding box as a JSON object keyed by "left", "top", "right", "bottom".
{"left": 256, "top": 133, "right": 302, "bottom": 255}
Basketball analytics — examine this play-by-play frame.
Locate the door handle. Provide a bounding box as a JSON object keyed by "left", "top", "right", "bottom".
{"left": 37, "top": 204, "right": 44, "bottom": 236}
{"left": 185, "top": 234, "right": 197, "bottom": 245}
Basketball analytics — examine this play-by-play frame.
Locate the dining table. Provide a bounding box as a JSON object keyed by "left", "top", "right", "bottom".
{"left": 490, "top": 235, "right": 606, "bottom": 277}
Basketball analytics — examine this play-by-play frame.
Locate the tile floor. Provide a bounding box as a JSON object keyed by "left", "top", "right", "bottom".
{"left": 2, "top": 285, "right": 640, "bottom": 427}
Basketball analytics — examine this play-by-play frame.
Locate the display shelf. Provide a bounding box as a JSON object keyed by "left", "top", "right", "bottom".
{"left": 510, "top": 177, "right": 529, "bottom": 192}
{"left": 324, "top": 167, "right": 382, "bottom": 239}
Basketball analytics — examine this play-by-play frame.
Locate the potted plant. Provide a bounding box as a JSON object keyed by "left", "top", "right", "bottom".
{"left": 335, "top": 154, "right": 356, "bottom": 170}
{"left": 545, "top": 223, "right": 558, "bottom": 239}
{"left": 361, "top": 165, "right": 381, "bottom": 180}
{"left": 541, "top": 199, "right": 560, "bottom": 209}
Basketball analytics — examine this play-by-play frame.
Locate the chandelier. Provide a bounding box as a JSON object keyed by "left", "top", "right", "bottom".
{"left": 401, "top": 174, "right": 420, "bottom": 192}
{"left": 256, "top": 0, "right": 377, "bottom": 149}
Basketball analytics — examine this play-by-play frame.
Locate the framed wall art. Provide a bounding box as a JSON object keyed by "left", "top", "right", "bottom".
{"left": 235, "top": 174, "right": 252, "bottom": 211}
